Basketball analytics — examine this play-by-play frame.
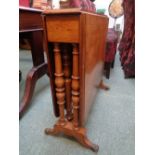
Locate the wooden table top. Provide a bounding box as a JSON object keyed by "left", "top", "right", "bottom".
{"left": 19, "top": 6, "right": 43, "bottom": 32}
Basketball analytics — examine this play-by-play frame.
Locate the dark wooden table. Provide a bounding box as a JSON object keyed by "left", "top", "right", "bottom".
{"left": 19, "top": 6, "right": 48, "bottom": 118}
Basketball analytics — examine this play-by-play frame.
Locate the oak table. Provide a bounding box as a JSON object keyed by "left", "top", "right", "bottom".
{"left": 42, "top": 8, "right": 108, "bottom": 152}
{"left": 19, "top": 7, "right": 48, "bottom": 118}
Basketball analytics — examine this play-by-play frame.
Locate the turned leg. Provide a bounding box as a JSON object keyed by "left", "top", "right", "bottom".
{"left": 53, "top": 43, "right": 66, "bottom": 125}
{"left": 71, "top": 44, "right": 80, "bottom": 130}
{"left": 62, "top": 44, "right": 72, "bottom": 121}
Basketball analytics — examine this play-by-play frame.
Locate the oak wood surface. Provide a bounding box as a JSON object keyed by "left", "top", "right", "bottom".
{"left": 82, "top": 13, "right": 108, "bottom": 124}
{"left": 46, "top": 15, "right": 80, "bottom": 43}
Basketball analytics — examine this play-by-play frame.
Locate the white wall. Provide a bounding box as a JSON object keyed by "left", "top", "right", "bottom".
{"left": 94, "top": 0, "right": 124, "bottom": 30}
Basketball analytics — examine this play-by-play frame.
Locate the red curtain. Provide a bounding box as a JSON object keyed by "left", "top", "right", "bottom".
{"left": 118, "top": 0, "right": 135, "bottom": 78}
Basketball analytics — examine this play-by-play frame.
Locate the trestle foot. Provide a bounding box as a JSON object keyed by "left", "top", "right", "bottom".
{"left": 44, "top": 121, "right": 99, "bottom": 152}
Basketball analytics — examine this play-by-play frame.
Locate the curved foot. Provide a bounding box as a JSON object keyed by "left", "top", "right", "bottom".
{"left": 44, "top": 128, "right": 59, "bottom": 135}
{"left": 76, "top": 135, "right": 99, "bottom": 152}
{"left": 97, "top": 80, "right": 109, "bottom": 91}
{"left": 19, "top": 63, "right": 47, "bottom": 119}
{"left": 45, "top": 122, "right": 99, "bottom": 152}
{"left": 83, "top": 137, "right": 99, "bottom": 152}
{"left": 19, "top": 68, "right": 37, "bottom": 119}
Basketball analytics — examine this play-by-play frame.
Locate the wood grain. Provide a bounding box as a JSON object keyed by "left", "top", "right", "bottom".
{"left": 46, "top": 15, "right": 79, "bottom": 43}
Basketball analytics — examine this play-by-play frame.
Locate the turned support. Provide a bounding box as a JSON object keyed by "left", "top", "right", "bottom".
{"left": 62, "top": 44, "right": 72, "bottom": 120}
{"left": 72, "top": 44, "right": 80, "bottom": 130}
{"left": 53, "top": 43, "right": 65, "bottom": 125}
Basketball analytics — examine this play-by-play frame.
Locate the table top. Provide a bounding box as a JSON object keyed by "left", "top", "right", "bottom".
{"left": 19, "top": 6, "right": 43, "bottom": 32}
{"left": 19, "top": 6, "right": 43, "bottom": 12}
{"left": 42, "top": 8, "right": 107, "bottom": 18}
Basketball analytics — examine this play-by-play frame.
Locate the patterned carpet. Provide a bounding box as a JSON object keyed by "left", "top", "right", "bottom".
{"left": 19, "top": 49, "right": 135, "bottom": 155}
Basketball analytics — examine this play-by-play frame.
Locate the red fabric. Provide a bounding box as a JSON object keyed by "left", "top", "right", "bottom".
{"left": 118, "top": 0, "right": 135, "bottom": 78}
{"left": 105, "top": 28, "right": 118, "bottom": 62}
{"left": 70, "top": 0, "right": 96, "bottom": 12}
{"left": 19, "top": 0, "right": 30, "bottom": 7}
